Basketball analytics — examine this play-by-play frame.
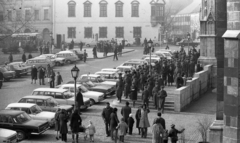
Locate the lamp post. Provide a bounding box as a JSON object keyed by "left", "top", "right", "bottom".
{"left": 50, "top": 32, "right": 53, "bottom": 54}
{"left": 148, "top": 39, "right": 153, "bottom": 75}
{"left": 187, "top": 32, "right": 191, "bottom": 54}
{"left": 71, "top": 64, "right": 80, "bottom": 110}
{"left": 166, "top": 31, "right": 168, "bottom": 47}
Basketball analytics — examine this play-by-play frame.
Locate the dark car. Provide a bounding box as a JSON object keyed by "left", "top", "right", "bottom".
{"left": 6, "top": 62, "right": 31, "bottom": 77}
{"left": 0, "top": 110, "right": 50, "bottom": 141}
{"left": 178, "top": 39, "right": 199, "bottom": 47}
{"left": 0, "top": 67, "right": 16, "bottom": 81}
{"left": 69, "top": 49, "right": 84, "bottom": 61}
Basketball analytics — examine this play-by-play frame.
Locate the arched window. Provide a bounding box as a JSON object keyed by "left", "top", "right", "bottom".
{"left": 131, "top": 0, "right": 139, "bottom": 17}
{"left": 68, "top": 1, "right": 76, "bottom": 17}
{"left": 115, "top": 1, "right": 124, "bottom": 17}
{"left": 99, "top": 0, "right": 108, "bottom": 17}
{"left": 84, "top": 0, "right": 92, "bottom": 17}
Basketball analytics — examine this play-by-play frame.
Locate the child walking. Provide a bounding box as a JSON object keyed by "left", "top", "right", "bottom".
{"left": 116, "top": 118, "right": 128, "bottom": 142}
{"left": 86, "top": 120, "right": 96, "bottom": 142}
{"left": 128, "top": 114, "right": 135, "bottom": 135}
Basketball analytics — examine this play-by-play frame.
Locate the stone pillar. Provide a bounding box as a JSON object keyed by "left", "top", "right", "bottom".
{"left": 222, "top": 30, "right": 240, "bottom": 142}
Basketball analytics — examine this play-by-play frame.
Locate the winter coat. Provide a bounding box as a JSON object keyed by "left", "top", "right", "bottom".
{"left": 59, "top": 112, "right": 68, "bottom": 134}
{"left": 130, "top": 79, "right": 138, "bottom": 101}
{"left": 31, "top": 67, "right": 38, "bottom": 78}
{"left": 116, "top": 78, "right": 124, "bottom": 98}
{"left": 102, "top": 107, "right": 113, "bottom": 123}
{"left": 76, "top": 91, "right": 84, "bottom": 107}
{"left": 56, "top": 75, "right": 63, "bottom": 85}
{"left": 110, "top": 112, "right": 119, "bottom": 130}
{"left": 54, "top": 111, "right": 60, "bottom": 131}
{"left": 70, "top": 112, "right": 82, "bottom": 133}
{"left": 117, "top": 121, "right": 128, "bottom": 136}
{"left": 152, "top": 86, "right": 160, "bottom": 107}
{"left": 139, "top": 109, "right": 150, "bottom": 128}
{"left": 152, "top": 123, "right": 164, "bottom": 143}
{"left": 128, "top": 117, "right": 135, "bottom": 128}
{"left": 121, "top": 106, "right": 131, "bottom": 121}
{"left": 38, "top": 68, "right": 45, "bottom": 79}
{"left": 87, "top": 124, "right": 96, "bottom": 135}
{"left": 152, "top": 117, "right": 166, "bottom": 129}
{"left": 142, "top": 89, "right": 149, "bottom": 102}
{"left": 135, "top": 109, "right": 141, "bottom": 128}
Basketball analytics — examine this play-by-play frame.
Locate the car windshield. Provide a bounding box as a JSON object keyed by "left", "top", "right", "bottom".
{"left": 163, "top": 53, "right": 171, "bottom": 57}
{"left": 30, "top": 105, "right": 42, "bottom": 114}
{"left": 13, "top": 112, "right": 31, "bottom": 123}
{"left": 145, "top": 59, "right": 158, "bottom": 63}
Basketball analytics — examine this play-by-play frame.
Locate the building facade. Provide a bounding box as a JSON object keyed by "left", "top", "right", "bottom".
{"left": 53, "top": 0, "right": 165, "bottom": 44}
{"left": 171, "top": 0, "right": 201, "bottom": 40}
{"left": 0, "top": 0, "right": 53, "bottom": 42}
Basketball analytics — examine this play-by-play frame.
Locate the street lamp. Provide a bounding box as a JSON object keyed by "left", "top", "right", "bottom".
{"left": 71, "top": 64, "right": 80, "bottom": 110}
{"left": 50, "top": 32, "right": 53, "bottom": 54}
{"left": 166, "top": 31, "right": 168, "bottom": 47}
{"left": 187, "top": 32, "right": 191, "bottom": 54}
{"left": 148, "top": 39, "right": 153, "bottom": 75}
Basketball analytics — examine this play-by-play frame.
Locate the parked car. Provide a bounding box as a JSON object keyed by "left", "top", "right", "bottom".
{"left": 121, "top": 59, "right": 147, "bottom": 68}
{"left": 143, "top": 57, "right": 160, "bottom": 66}
{"left": 141, "top": 54, "right": 160, "bottom": 60}
{"left": 6, "top": 62, "right": 31, "bottom": 77}
{"left": 101, "top": 68, "right": 121, "bottom": 73}
{"left": 177, "top": 39, "right": 200, "bottom": 47}
{"left": 155, "top": 51, "right": 172, "bottom": 60}
{"left": 117, "top": 39, "right": 134, "bottom": 47}
{"left": 18, "top": 95, "right": 73, "bottom": 114}
{"left": 5, "top": 103, "right": 55, "bottom": 127}
{"left": 85, "top": 40, "right": 97, "bottom": 47}
{"left": 0, "top": 128, "right": 17, "bottom": 143}
{"left": 56, "top": 51, "right": 78, "bottom": 64}
{"left": 95, "top": 71, "right": 119, "bottom": 82}
{"left": 116, "top": 66, "right": 134, "bottom": 73}
{"left": 26, "top": 57, "right": 55, "bottom": 68}
{"left": 38, "top": 54, "right": 66, "bottom": 66}
{"left": 31, "top": 88, "right": 91, "bottom": 110}
{"left": 68, "top": 49, "right": 84, "bottom": 60}
{"left": 0, "top": 110, "right": 50, "bottom": 141}
{"left": 57, "top": 84, "right": 105, "bottom": 105}
{"left": 0, "top": 67, "right": 16, "bottom": 81}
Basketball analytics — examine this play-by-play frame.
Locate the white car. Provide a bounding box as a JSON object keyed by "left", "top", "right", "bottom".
{"left": 101, "top": 68, "right": 121, "bottom": 73}
{"left": 95, "top": 71, "right": 119, "bottom": 82}
{"left": 80, "top": 74, "right": 117, "bottom": 86}
{"left": 141, "top": 54, "right": 160, "bottom": 60}
{"left": 144, "top": 57, "right": 160, "bottom": 66}
{"left": 0, "top": 128, "right": 17, "bottom": 143}
{"left": 57, "top": 84, "right": 105, "bottom": 105}
{"left": 5, "top": 103, "right": 55, "bottom": 127}
{"left": 85, "top": 40, "right": 97, "bottom": 47}
{"left": 117, "top": 39, "right": 134, "bottom": 46}
{"left": 38, "top": 54, "right": 66, "bottom": 66}
{"left": 155, "top": 51, "right": 172, "bottom": 60}
{"left": 116, "top": 66, "right": 134, "bottom": 76}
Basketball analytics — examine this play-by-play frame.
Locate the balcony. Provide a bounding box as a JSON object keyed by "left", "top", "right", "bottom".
{"left": 151, "top": 16, "right": 164, "bottom": 27}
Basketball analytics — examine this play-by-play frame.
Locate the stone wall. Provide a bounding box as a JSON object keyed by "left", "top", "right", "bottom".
{"left": 172, "top": 65, "right": 213, "bottom": 112}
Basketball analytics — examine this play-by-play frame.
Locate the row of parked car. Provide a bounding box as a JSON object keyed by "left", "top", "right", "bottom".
{"left": 0, "top": 49, "right": 173, "bottom": 142}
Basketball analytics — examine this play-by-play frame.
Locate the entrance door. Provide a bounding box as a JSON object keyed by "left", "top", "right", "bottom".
{"left": 57, "top": 34, "right": 62, "bottom": 49}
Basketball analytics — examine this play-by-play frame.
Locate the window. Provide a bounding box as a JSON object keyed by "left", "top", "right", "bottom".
{"left": 84, "top": 1, "right": 92, "bottom": 17}
{"left": 133, "top": 27, "right": 141, "bottom": 38}
{"left": 100, "top": 4, "right": 107, "bottom": 17}
{"left": 99, "top": 27, "right": 107, "bottom": 38}
{"left": 131, "top": 1, "right": 139, "bottom": 17}
{"left": 43, "top": 9, "right": 49, "bottom": 20}
{"left": 156, "top": 5, "right": 164, "bottom": 17}
{"left": 84, "top": 27, "right": 92, "bottom": 38}
{"left": 8, "top": 10, "right": 12, "bottom": 21}
{"left": 116, "top": 27, "right": 124, "bottom": 38}
{"left": 55, "top": 93, "right": 64, "bottom": 99}
{"left": 115, "top": 1, "right": 123, "bottom": 17}
{"left": 151, "top": 6, "right": 155, "bottom": 16}
{"left": 34, "top": 10, "right": 39, "bottom": 20}
{"left": 68, "top": 1, "right": 76, "bottom": 17}
{"left": 0, "top": 11, "right": 3, "bottom": 21}
{"left": 207, "top": 21, "right": 214, "bottom": 35}
{"left": 25, "top": 9, "right": 31, "bottom": 21}
{"left": 68, "top": 27, "right": 76, "bottom": 38}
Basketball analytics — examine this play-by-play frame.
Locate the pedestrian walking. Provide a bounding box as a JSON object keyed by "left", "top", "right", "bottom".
{"left": 56, "top": 72, "right": 63, "bottom": 86}
{"left": 176, "top": 73, "right": 184, "bottom": 89}
{"left": 116, "top": 73, "right": 124, "bottom": 102}
{"left": 130, "top": 76, "right": 138, "bottom": 107}
{"left": 59, "top": 109, "right": 69, "bottom": 142}
{"left": 142, "top": 85, "right": 150, "bottom": 107}
{"left": 121, "top": 101, "right": 131, "bottom": 132}
{"left": 8, "top": 53, "right": 13, "bottom": 63}
{"left": 128, "top": 114, "right": 135, "bottom": 135}
{"left": 139, "top": 104, "right": 150, "bottom": 138}
{"left": 101, "top": 102, "right": 113, "bottom": 137}
{"left": 70, "top": 109, "right": 82, "bottom": 143}
{"left": 168, "top": 66, "right": 174, "bottom": 86}
{"left": 22, "top": 52, "right": 26, "bottom": 62}
{"left": 50, "top": 70, "right": 55, "bottom": 88}
{"left": 122, "top": 39, "right": 125, "bottom": 49}
{"left": 0, "top": 71, "right": 3, "bottom": 89}
{"left": 124, "top": 71, "right": 131, "bottom": 98}
{"left": 152, "top": 118, "right": 164, "bottom": 143}
{"left": 83, "top": 49, "right": 88, "bottom": 63}
{"left": 86, "top": 120, "right": 96, "bottom": 142}
{"left": 76, "top": 87, "right": 84, "bottom": 110}
{"left": 135, "top": 106, "right": 141, "bottom": 135}
{"left": 31, "top": 65, "right": 38, "bottom": 84}
{"left": 113, "top": 43, "right": 118, "bottom": 61}
{"left": 39, "top": 46, "right": 43, "bottom": 55}
{"left": 92, "top": 46, "right": 97, "bottom": 59}
{"left": 79, "top": 41, "right": 83, "bottom": 51}
{"left": 152, "top": 112, "right": 166, "bottom": 129}
{"left": 38, "top": 67, "right": 45, "bottom": 85}
{"left": 110, "top": 108, "right": 119, "bottom": 141}
{"left": 116, "top": 118, "right": 128, "bottom": 142}
{"left": 55, "top": 108, "right": 61, "bottom": 140}
{"left": 152, "top": 83, "right": 160, "bottom": 109}
{"left": 118, "top": 43, "right": 123, "bottom": 56}
{"left": 168, "top": 124, "right": 185, "bottom": 143}
{"left": 157, "top": 86, "right": 167, "bottom": 113}
{"left": 28, "top": 53, "right": 33, "bottom": 59}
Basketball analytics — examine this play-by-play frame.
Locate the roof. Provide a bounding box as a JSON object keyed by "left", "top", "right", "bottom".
{"left": 222, "top": 30, "right": 240, "bottom": 39}
{"left": 176, "top": 0, "right": 201, "bottom": 15}
{"left": 33, "top": 88, "right": 68, "bottom": 92}
{"left": 21, "top": 95, "right": 52, "bottom": 100}
{"left": 0, "top": 110, "right": 24, "bottom": 116}
{"left": 6, "top": 103, "right": 35, "bottom": 108}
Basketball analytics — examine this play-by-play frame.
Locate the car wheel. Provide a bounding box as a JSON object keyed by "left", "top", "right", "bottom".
{"left": 17, "top": 130, "right": 26, "bottom": 141}
{"left": 67, "top": 60, "right": 72, "bottom": 64}
{"left": 90, "top": 99, "right": 95, "bottom": 106}
{"left": 86, "top": 44, "right": 90, "bottom": 47}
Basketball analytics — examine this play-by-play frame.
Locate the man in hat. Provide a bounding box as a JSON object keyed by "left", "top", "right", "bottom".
{"left": 101, "top": 102, "right": 113, "bottom": 137}
{"left": 157, "top": 86, "right": 167, "bottom": 113}
{"left": 169, "top": 124, "right": 185, "bottom": 143}
{"left": 121, "top": 101, "right": 132, "bottom": 133}
{"left": 116, "top": 73, "right": 124, "bottom": 102}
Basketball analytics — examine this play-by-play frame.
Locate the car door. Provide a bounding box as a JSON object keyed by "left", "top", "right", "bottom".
{"left": 54, "top": 92, "right": 67, "bottom": 105}
{"left": 36, "top": 99, "right": 49, "bottom": 111}
{"left": 21, "top": 107, "right": 34, "bottom": 119}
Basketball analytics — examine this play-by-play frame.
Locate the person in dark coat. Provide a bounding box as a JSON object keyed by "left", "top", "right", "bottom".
{"left": 56, "top": 72, "right": 63, "bottom": 86}
{"left": 152, "top": 83, "right": 160, "bottom": 109}
{"left": 124, "top": 72, "right": 131, "bottom": 98}
{"left": 113, "top": 43, "right": 118, "bottom": 61}
{"left": 142, "top": 85, "right": 150, "bottom": 107}
{"left": 157, "top": 86, "right": 167, "bottom": 113}
{"left": 130, "top": 76, "right": 138, "bottom": 107}
{"left": 176, "top": 73, "right": 184, "bottom": 89}
{"left": 8, "top": 53, "right": 13, "bottom": 63}
{"left": 70, "top": 109, "right": 82, "bottom": 143}
{"left": 59, "top": 109, "right": 68, "bottom": 142}
{"left": 152, "top": 112, "right": 166, "bottom": 129}
{"left": 0, "top": 71, "right": 3, "bottom": 89}
{"left": 135, "top": 106, "right": 141, "bottom": 135}
{"left": 38, "top": 67, "right": 45, "bottom": 85}
{"left": 168, "top": 66, "right": 174, "bottom": 86}
{"left": 121, "top": 101, "right": 132, "bottom": 129}
{"left": 31, "top": 65, "right": 38, "bottom": 84}
{"left": 83, "top": 49, "right": 88, "bottom": 63}
{"left": 76, "top": 88, "right": 84, "bottom": 110}
{"left": 118, "top": 43, "right": 123, "bottom": 56}
{"left": 79, "top": 41, "right": 83, "bottom": 51}
{"left": 128, "top": 113, "right": 134, "bottom": 135}
{"left": 28, "top": 53, "right": 33, "bottom": 59}
{"left": 116, "top": 74, "right": 124, "bottom": 102}
{"left": 102, "top": 102, "right": 113, "bottom": 137}
{"left": 110, "top": 108, "right": 119, "bottom": 141}
{"left": 22, "top": 52, "right": 26, "bottom": 62}
{"left": 92, "top": 46, "right": 97, "bottom": 59}
{"left": 122, "top": 39, "right": 125, "bottom": 49}
{"left": 54, "top": 108, "right": 61, "bottom": 140}
{"left": 169, "top": 124, "right": 185, "bottom": 143}
{"left": 50, "top": 70, "right": 55, "bottom": 88}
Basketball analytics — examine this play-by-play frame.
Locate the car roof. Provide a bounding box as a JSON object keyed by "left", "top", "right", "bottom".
{"left": 101, "top": 68, "right": 119, "bottom": 71}
{"left": 0, "top": 109, "right": 24, "bottom": 116}
{"left": 128, "top": 59, "right": 144, "bottom": 62}
{"left": 6, "top": 103, "right": 35, "bottom": 108}
{"left": 7, "top": 62, "right": 21, "bottom": 65}
{"left": 57, "top": 51, "right": 74, "bottom": 54}
{"left": 59, "top": 84, "right": 82, "bottom": 88}
{"left": 116, "top": 66, "right": 133, "bottom": 69}
{"left": 29, "top": 57, "right": 47, "bottom": 60}
{"left": 33, "top": 88, "right": 68, "bottom": 92}
{"left": 39, "top": 54, "right": 54, "bottom": 56}
{"left": 95, "top": 71, "right": 116, "bottom": 74}
{"left": 81, "top": 74, "right": 100, "bottom": 78}
{"left": 21, "top": 95, "right": 52, "bottom": 100}
{"left": 144, "top": 57, "right": 159, "bottom": 60}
